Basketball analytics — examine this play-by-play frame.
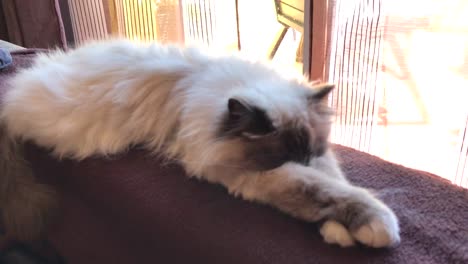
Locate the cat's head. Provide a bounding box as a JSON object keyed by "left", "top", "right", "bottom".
{"left": 216, "top": 82, "right": 334, "bottom": 171}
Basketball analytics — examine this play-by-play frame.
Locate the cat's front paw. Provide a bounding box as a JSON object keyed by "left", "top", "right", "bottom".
{"left": 352, "top": 209, "right": 400, "bottom": 248}
{"left": 320, "top": 220, "right": 355, "bottom": 247}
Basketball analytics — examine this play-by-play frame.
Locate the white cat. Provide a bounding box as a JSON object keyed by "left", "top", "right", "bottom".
{"left": 0, "top": 39, "right": 399, "bottom": 247}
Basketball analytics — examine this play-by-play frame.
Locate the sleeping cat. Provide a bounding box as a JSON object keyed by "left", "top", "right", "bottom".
{"left": 0, "top": 39, "right": 399, "bottom": 248}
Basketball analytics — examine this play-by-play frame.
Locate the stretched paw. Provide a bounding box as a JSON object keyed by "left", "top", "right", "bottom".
{"left": 352, "top": 211, "right": 400, "bottom": 248}
{"left": 320, "top": 220, "right": 355, "bottom": 247}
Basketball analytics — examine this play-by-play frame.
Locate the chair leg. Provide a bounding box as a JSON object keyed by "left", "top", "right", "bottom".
{"left": 296, "top": 35, "right": 304, "bottom": 63}
{"left": 267, "top": 26, "right": 288, "bottom": 59}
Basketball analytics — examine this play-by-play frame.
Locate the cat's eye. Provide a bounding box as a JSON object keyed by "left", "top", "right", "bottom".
{"left": 241, "top": 131, "right": 278, "bottom": 140}
{"left": 242, "top": 132, "right": 264, "bottom": 140}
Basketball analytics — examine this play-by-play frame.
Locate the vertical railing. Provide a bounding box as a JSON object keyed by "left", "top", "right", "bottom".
{"left": 325, "top": 0, "right": 468, "bottom": 188}
{"left": 455, "top": 117, "right": 468, "bottom": 187}
{"left": 67, "top": 0, "right": 109, "bottom": 45}
{"left": 66, "top": 0, "right": 183, "bottom": 45}
{"left": 181, "top": 0, "right": 238, "bottom": 50}
{"left": 328, "top": 0, "right": 384, "bottom": 152}
{"left": 116, "top": 0, "right": 159, "bottom": 41}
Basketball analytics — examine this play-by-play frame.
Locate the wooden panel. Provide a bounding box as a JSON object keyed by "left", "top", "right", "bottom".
{"left": 276, "top": 0, "right": 304, "bottom": 11}
{"left": 309, "top": 0, "right": 329, "bottom": 81}
{"left": 276, "top": 1, "right": 304, "bottom": 30}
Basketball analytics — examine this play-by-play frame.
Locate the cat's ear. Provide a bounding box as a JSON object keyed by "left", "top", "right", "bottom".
{"left": 221, "top": 98, "right": 274, "bottom": 137}
{"left": 308, "top": 84, "right": 334, "bottom": 102}
{"left": 228, "top": 98, "right": 252, "bottom": 118}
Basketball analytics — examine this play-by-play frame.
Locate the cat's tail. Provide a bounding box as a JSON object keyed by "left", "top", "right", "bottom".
{"left": 0, "top": 121, "right": 58, "bottom": 241}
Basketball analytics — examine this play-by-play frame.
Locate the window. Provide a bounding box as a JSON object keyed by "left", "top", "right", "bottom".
{"left": 322, "top": 0, "right": 468, "bottom": 187}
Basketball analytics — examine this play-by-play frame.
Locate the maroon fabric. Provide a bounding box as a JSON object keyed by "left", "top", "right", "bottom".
{"left": 0, "top": 0, "right": 66, "bottom": 49}
{"left": 1, "top": 50, "right": 468, "bottom": 264}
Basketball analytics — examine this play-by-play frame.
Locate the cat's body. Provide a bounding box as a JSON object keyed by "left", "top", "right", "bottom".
{"left": 0, "top": 39, "right": 399, "bottom": 247}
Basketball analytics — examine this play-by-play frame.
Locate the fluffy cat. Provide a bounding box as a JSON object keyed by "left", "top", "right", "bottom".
{"left": 0, "top": 39, "right": 399, "bottom": 247}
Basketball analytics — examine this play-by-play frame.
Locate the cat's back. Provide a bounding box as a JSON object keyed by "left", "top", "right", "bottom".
{"left": 1, "top": 40, "right": 200, "bottom": 157}
{"left": 5, "top": 40, "right": 144, "bottom": 103}
{"left": 6, "top": 39, "right": 199, "bottom": 101}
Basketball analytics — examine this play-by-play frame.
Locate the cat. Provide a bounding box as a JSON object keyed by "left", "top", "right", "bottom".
{"left": 0, "top": 39, "right": 399, "bottom": 248}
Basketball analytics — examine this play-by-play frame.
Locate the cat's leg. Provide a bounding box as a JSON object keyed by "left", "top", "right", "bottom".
{"left": 306, "top": 152, "right": 357, "bottom": 246}
{"left": 1, "top": 176, "right": 58, "bottom": 241}
{"left": 226, "top": 163, "right": 400, "bottom": 248}
{"left": 0, "top": 126, "right": 58, "bottom": 241}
